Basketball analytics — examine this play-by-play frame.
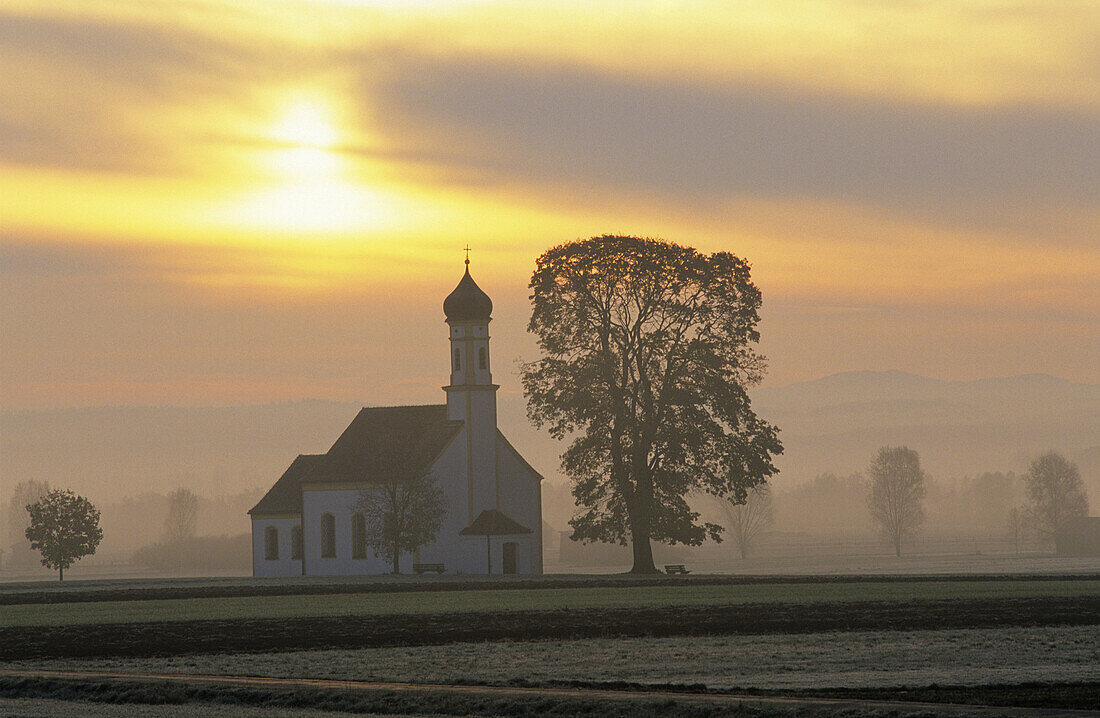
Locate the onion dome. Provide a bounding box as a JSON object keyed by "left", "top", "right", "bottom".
{"left": 443, "top": 260, "right": 493, "bottom": 322}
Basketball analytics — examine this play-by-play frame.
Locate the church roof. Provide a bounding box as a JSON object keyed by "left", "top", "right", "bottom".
{"left": 443, "top": 263, "right": 492, "bottom": 322}
{"left": 459, "top": 508, "right": 533, "bottom": 536}
{"left": 248, "top": 454, "right": 324, "bottom": 515}
{"left": 249, "top": 404, "right": 462, "bottom": 515}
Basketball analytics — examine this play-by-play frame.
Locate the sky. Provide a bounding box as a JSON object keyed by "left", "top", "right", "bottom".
{"left": 2, "top": 0, "right": 1098, "bottom": 412}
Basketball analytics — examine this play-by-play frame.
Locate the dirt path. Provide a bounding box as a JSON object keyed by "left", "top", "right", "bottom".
{"left": 1, "top": 669, "right": 1096, "bottom": 717}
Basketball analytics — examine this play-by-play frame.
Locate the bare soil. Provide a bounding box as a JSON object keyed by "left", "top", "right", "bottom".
{"left": 3, "top": 594, "right": 1097, "bottom": 660}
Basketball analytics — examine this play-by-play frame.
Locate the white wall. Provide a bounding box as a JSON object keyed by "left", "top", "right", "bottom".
{"left": 416, "top": 434, "right": 486, "bottom": 574}
{"left": 276, "top": 424, "right": 544, "bottom": 577}
{"left": 251, "top": 517, "right": 302, "bottom": 577}
{"left": 496, "top": 433, "right": 543, "bottom": 574}
{"left": 301, "top": 488, "right": 405, "bottom": 575}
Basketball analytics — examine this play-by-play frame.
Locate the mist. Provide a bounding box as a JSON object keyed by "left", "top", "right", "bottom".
{"left": 2, "top": 370, "right": 1096, "bottom": 578}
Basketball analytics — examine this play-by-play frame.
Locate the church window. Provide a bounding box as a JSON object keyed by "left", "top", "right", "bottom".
{"left": 264, "top": 526, "right": 279, "bottom": 560}
{"left": 454, "top": 348, "right": 461, "bottom": 371}
{"left": 351, "top": 513, "right": 367, "bottom": 559}
{"left": 478, "top": 347, "right": 487, "bottom": 370}
{"left": 321, "top": 513, "right": 336, "bottom": 558}
{"left": 291, "top": 525, "right": 303, "bottom": 560}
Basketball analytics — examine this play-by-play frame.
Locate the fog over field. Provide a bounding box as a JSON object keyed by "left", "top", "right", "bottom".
{"left": 2, "top": 371, "right": 1097, "bottom": 574}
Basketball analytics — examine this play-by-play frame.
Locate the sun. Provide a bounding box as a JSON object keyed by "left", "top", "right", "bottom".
{"left": 205, "top": 92, "right": 397, "bottom": 234}
{"left": 267, "top": 100, "right": 344, "bottom": 178}
{"left": 271, "top": 102, "right": 340, "bottom": 149}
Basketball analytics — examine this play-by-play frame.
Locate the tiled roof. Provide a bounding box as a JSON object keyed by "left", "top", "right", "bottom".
{"left": 248, "top": 405, "right": 461, "bottom": 516}
{"left": 248, "top": 454, "right": 324, "bottom": 515}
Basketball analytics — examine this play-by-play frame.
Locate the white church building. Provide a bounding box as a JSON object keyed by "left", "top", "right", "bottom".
{"left": 249, "top": 261, "right": 543, "bottom": 576}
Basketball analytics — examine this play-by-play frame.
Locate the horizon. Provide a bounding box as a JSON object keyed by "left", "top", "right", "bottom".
{"left": 2, "top": 368, "right": 1096, "bottom": 414}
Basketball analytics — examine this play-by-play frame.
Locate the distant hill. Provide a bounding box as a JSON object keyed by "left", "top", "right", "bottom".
{"left": 2, "top": 372, "right": 1097, "bottom": 520}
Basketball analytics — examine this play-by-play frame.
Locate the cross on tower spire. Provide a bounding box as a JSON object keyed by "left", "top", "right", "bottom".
{"left": 463, "top": 244, "right": 471, "bottom": 266}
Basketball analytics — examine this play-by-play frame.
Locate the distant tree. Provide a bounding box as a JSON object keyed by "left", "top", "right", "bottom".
{"left": 1024, "top": 452, "right": 1089, "bottom": 546}
{"left": 775, "top": 472, "right": 870, "bottom": 534}
{"left": 1006, "top": 506, "right": 1026, "bottom": 555}
{"left": 355, "top": 470, "right": 447, "bottom": 574}
{"left": 522, "top": 235, "right": 782, "bottom": 573}
{"left": 24, "top": 489, "right": 103, "bottom": 581}
{"left": 164, "top": 488, "right": 199, "bottom": 543}
{"left": 866, "top": 446, "right": 927, "bottom": 557}
{"left": 6, "top": 480, "right": 50, "bottom": 568}
{"left": 718, "top": 483, "right": 775, "bottom": 559}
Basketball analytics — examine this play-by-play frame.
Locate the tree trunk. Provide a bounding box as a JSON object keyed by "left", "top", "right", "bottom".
{"left": 628, "top": 469, "right": 658, "bottom": 574}
{"left": 629, "top": 501, "right": 657, "bottom": 574}
{"left": 58, "top": 565, "right": 63, "bottom": 582}
{"left": 392, "top": 538, "right": 400, "bottom": 574}
{"left": 630, "top": 533, "right": 657, "bottom": 573}
{"left": 894, "top": 535, "right": 902, "bottom": 557}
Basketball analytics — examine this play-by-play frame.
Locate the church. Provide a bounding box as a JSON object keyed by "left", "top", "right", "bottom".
{"left": 249, "top": 261, "right": 544, "bottom": 576}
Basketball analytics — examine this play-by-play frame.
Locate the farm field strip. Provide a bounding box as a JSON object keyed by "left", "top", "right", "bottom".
{"left": 12, "top": 625, "right": 1099, "bottom": 692}
{"left": 3, "top": 579, "right": 1098, "bottom": 628}
{"left": 4, "top": 669, "right": 1096, "bottom": 717}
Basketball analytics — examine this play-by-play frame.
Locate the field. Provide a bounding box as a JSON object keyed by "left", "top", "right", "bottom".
{"left": 2, "top": 574, "right": 1099, "bottom": 716}
{"left": 11, "top": 625, "right": 1099, "bottom": 690}
{"left": 3, "top": 577, "right": 1097, "bottom": 628}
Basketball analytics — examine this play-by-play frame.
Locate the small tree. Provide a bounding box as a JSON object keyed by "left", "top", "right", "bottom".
{"left": 356, "top": 471, "right": 446, "bottom": 574}
{"left": 866, "top": 446, "right": 926, "bottom": 557}
{"left": 164, "top": 488, "right": 199, "bottom": 543}
{"left": 1024, "top": 452, "right": 1089, "bottom": 547}
{"left": 25, "top": 489, "right": 103, "bottom": 581}
{"left": 718, "top": 484, "right": 775, "bottom": 559}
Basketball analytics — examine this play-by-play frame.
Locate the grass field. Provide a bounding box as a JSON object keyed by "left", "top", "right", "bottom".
{"left": 3, "top": 578, "right": 1098, "bottom": 628}
{"left": 11, "top": 625, "right": 1099, "bottom": 691}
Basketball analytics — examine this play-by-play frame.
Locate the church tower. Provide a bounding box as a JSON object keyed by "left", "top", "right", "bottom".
{"left": 443, "top": 258, "right": 498, "bottom": 522}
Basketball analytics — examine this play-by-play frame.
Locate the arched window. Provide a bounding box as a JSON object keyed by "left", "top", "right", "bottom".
{"left": 291, "top": 525, "right": 303, "bottom": 560}
{"left": 320, "top": 513, "right": 336, "bottom": 558}
{"left": 264, "top": 526, "right": 279, "bottom": 560}
{"left": 351, "top": 512, "right": 367, "bottom": 559}
{"left": 453, "top": 348, "right": 462, "bottom": 371}
{"left": 478, "top": 347, "right": 487, "bottom": 370}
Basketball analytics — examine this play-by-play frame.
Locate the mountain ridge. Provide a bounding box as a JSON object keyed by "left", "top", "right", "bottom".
{"left": 2, "top": 372, "right": 1096, "bottom": 508}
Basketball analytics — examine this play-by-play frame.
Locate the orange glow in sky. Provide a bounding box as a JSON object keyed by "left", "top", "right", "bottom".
{"left": 1, "top": 0, "right": 1097, "bottom": 411}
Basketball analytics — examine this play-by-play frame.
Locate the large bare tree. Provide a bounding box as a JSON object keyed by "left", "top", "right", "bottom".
{"left": 866, "top": 446, "right": 926, "bottom": 557}
{"left": 719, "top": 483, "right": 775, "bottom": 559}
{"left": 1024, "top": 452, "right": 1088, "bottom": 546}
{"left": 164, "top": 488, "right": 199, "bottom": 544}
{"left": 523, "top": 235, "right": 782, "bottom": 573}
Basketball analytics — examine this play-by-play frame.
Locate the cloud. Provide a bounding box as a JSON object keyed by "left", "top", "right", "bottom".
{"left": 0, "top": 9, "right": 294, "bottom": 175}
{"left": 358, "top": 51, "right": 1100, "bottom": 233}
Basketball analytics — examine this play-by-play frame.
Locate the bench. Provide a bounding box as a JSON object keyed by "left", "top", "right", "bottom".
{"left": 664, "top": 564, "right": 690, "bottom": 575}
{"left": 413, "top": 563, "right": 445, "bottom": 574}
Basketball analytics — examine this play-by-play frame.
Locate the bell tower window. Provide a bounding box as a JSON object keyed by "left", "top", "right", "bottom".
{"left": 453, "top": 348, "right": 462, "bottom": 371}
{"left": 478, "top": 347, "right": 487, "bottom": 370}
